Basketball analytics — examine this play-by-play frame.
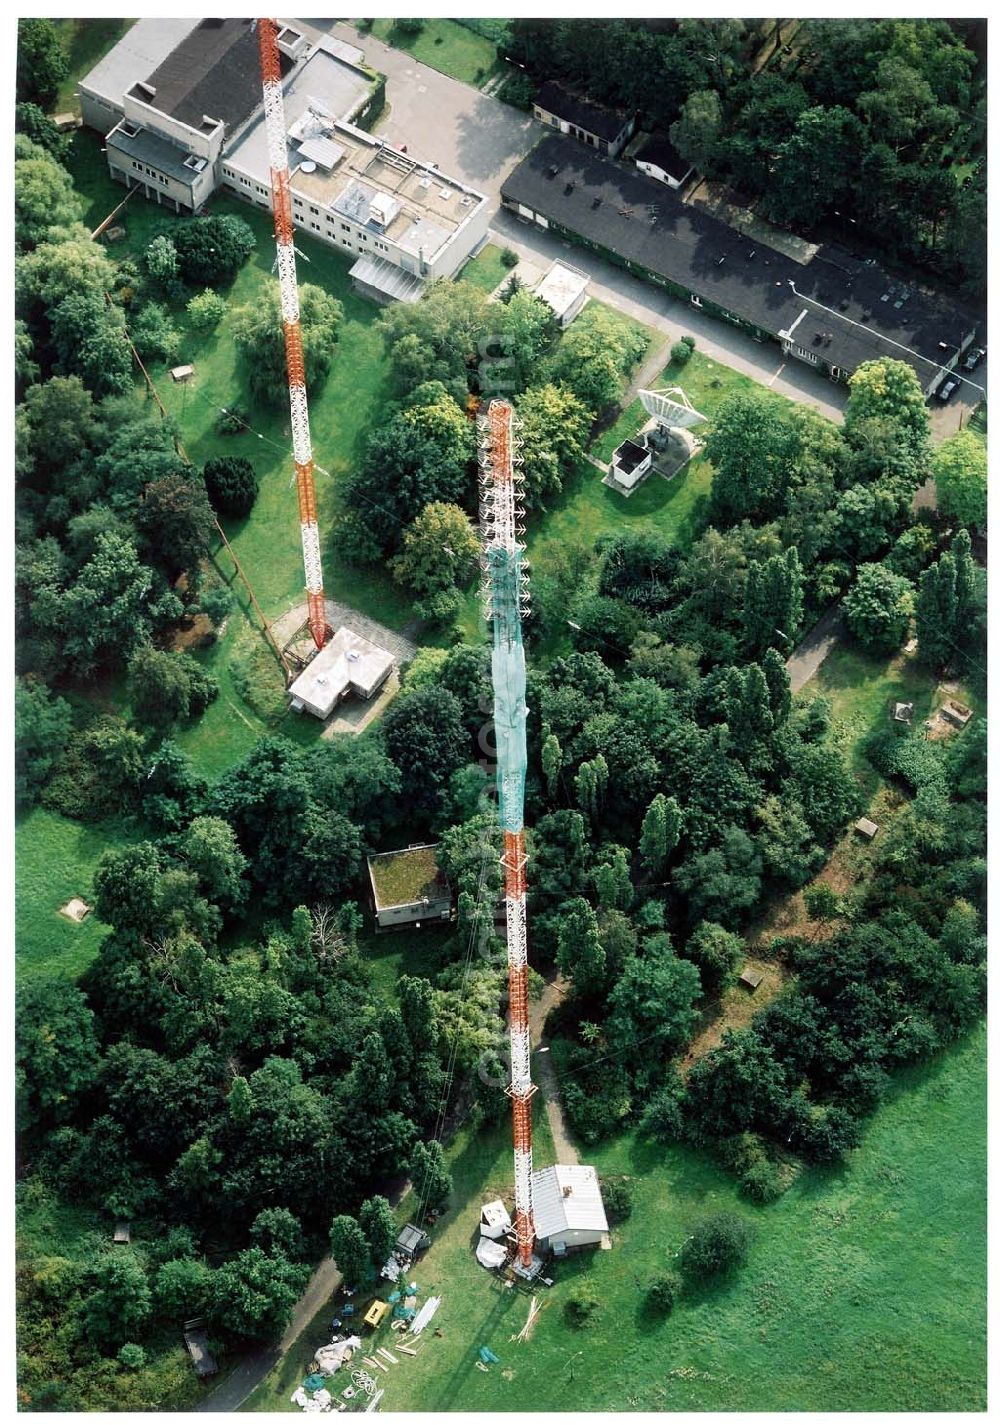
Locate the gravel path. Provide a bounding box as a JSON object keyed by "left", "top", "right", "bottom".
{"left": 785, "top": 602, "right": 846, "bottom": 694}
{"left": 272, "top": 599, "right": 419, "bottom": 666}
{"left": 529, "top": 975, "right": 579, "bottom": 1167}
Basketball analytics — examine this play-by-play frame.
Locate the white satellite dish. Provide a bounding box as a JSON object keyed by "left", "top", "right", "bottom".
{"left": 299, "top": 159, "right": 317, "bottom": 174}
{"left": 638, "top": 386, "right": 708, "bottom": 430}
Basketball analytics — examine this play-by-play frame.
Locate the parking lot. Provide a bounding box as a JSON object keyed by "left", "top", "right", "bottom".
{"left": 302, "top": 19, "right": 543, "bottom": 204}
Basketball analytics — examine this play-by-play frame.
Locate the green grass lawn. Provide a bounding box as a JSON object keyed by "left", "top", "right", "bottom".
{"left": 591, "top": 347, "right": 794, "bottom": 465}
{"left": 459, "top": 243, "right": 512, "bottom": 294}
{"left": 243, "top": 1027, "right": 985, "bottom": 1412}
{"left": 248, "top": 1024, "right": 983, "bottom": 1413}
{"left": 529, "top": 454, "right": 712, "bottom": 580}
{"left": 243, "top": 1095, "right": 556, "bottom": 1413}
{"left": 803, "top": 639, "right": 983, "bottom": 790}
{"left": 359, "top": 923, "right": 458, "bottom": 1005}
{"left": 368, "top": 19, "right": 503, "bottom": 87}
{"left": 535, "top": 344, "right": 788, "bottom": 578}
{"left": 15, "top": 808, "right": 138, "bottom": 980}
{"left": 65, "top": 136, "right": 419, "bottom": 776}
{"left": 52, "top": 18, "right": 134, "bottom": 115}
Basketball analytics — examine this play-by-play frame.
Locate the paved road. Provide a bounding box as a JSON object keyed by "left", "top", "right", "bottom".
{"left": 785, "top": 603, "right": 847, "bottom": 694}
{"left": 196, "top": 1178, "right": 411, "bottom": 1413}
{"left": 491, "top": 212, "right": 851, "bottom": 424}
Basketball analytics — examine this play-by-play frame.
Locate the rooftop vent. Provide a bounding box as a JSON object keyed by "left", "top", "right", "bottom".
{"left": 439, "top": 187, "right": 452, "bottom": 200}
{"left": 183, "top": 154, "right": 208, "bottom": 172}
{"left": 564, "top": 182, "right": 574, "bottom": 195}
{"left": 746, "top": 248, "right": 756, "bottom": 260}
{"left": 118, "top": 120, "right": 140, "bottom": 138}
{"left": 547, "top": 164, "right": 560, "bottom": 177}
{"left": 592, "top": 196, "right": 602, "bottom": 208}
{"left": 418, "top": 176, "right": 432, "bottom": 189}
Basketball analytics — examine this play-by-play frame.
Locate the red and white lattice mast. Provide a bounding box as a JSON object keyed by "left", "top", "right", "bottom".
{"left": 479, "top": 399, "right": 536, "bottom": 1270}
{"left": 257, "top": 17, "right": 329, "bottom": 651}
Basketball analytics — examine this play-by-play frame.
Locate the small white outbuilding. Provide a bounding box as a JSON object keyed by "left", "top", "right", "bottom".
{"left": 531, "top": 1164, "right": 608, "bottom": 1255}
{"left": 480, "top": 1198, "right": 513, "bottom": 1241}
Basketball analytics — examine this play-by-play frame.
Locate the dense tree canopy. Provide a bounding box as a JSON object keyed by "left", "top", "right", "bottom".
{"left": 232, "top": 281, "right": 343, "bottom": 403}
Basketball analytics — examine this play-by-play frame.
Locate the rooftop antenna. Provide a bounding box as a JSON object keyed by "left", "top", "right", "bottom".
{"left": 256, "top": 16, "right": 330, "bottom": 650}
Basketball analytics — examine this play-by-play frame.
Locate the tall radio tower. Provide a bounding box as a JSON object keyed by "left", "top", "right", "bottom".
{"left": 479, "top": 398, "right": 536, "bottom": 1270}
{"left": 256, "top": 16, "right": 329, "bottom": 651}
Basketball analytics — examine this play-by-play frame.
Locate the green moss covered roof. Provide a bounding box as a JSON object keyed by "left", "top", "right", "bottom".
{"left": 368, "top": 845, "right": 448, "bottom": 909}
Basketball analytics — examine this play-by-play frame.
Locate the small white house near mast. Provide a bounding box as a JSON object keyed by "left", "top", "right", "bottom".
{"left": 532, "top": 260, "right": 589, "bottom": 329}
{"left": 288, "top": 626, "right": 394, "bottom": 720}
{"left": 531, "top": 1164, "right": 609, "bottom": 1255}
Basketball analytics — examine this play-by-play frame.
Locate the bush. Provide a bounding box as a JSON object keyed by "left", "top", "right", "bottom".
{"left": 215, "top": 405, "right": 247, "bottom": 436}
{"left": 187, "top": 288, "right": 227, "bottom": 332}
{"left": 500, "top": 70, "right": 535, "bottom": 110}
{"left": 601, "top": 1176, "right": 632, "bottom": 1224}
{"left": 565, "top": 1284, "right": 599, "bottom": 1327}
{"left": 173, "top": 214, "right": 256, "bottom": 285}
{"left": 680, "top": 1212, "right": 755, "bottom": 1281}
{"left": 670, "top": 338, "right": 694, "bottom": 366}
{"left": 646, "top": 1272, "right": 680, "bottom": 1314}
{"left": 739, "top": 1158, "right": 784, "bottom": 1204}
{"left": 395, "top": 18, "right": 425, "bottom": 36}
{"left": 117, "top": 1344, "right": 146, "bottom": 1370}
{"left": 501, "top": 246, "right": 519, "bottom": 269}
{"left": 639, "top": 1076, "right": 686, "bottom": 1142}
{"left": 203, "top": 455, "right": 258, "bottom": 519}
{"left": 197, "top": 584, "right": 234, "bottom": 630}
{"left": 231, "top": 637, "right": 289, "bottom": 725}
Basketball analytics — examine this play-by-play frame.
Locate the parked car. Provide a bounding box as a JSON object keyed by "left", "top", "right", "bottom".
{"left": 963, "top": 346, "right": 986, "bottom": 371}
{"left": 937, "top": 377, "right": 960, "bottom": 402}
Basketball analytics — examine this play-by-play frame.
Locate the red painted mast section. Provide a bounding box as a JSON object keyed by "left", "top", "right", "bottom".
{"left": 257, "top": 17, "right": 329, "bottom": 650}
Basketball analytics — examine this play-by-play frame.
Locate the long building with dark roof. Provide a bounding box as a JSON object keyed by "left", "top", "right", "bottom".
{"left": 501, "top": 134, "right": 979, "bottom": 395}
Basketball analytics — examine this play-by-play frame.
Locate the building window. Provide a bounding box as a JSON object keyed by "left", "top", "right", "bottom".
{"left": 340, "top": 222, "right": 350, "bottom": 232}
{"left": 293, "top": 195, "right": 303, "bottom": 206}
{"left": 309, "top": 205, "right": 319, "bottom": 215}
{"left": 256, "top": 185, "right": 267, "bottom": 196}
{"left": 240, "top": 176, "right": 251, "bottom": 187}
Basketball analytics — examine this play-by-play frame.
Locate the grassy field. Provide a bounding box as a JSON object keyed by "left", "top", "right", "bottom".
{"left": 52, "top": 18, "right": 134, "bottom": 115}
{"left": 368, "top": 18, "right": 503, "bottom": 87}
{"left": 591, "top": 346, "right": 795, "bottom": 465}
{"left": 459, "top": 243, "right": 512, "bottom": 294}
{"left": 804, "top": 640, "right": 983, "bottom": 789}
{"left": 65, "top": 133, "right": 419, "bottom": 777}
{"left": 251, "top": 1023, "right": 983, "bottom": 1413}
{"left": 243, "top": 1094, "right": 557, "bottom": 1413}
{"left": 15, "top": 809, "right": 138, "bottom": 981}
{"left": 535, "top": 343, "right": 790, "bottom": 572}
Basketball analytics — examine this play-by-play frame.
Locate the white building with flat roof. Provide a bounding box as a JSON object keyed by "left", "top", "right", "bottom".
{"left": 288, "top": 626, "right": 394, "bottom": 720}
{"left": 532, "top": 260, "right": 589, "bottom": 328}
{"left": 80, "top": 22, "right": 490, "bottom": 301}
